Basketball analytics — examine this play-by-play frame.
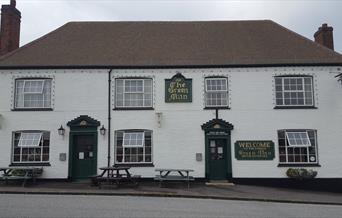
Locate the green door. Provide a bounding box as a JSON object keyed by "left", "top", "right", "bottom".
{"left": 208, "top": 138, "right": 230, "bottom": 180}
{"left": 71, "top": 134, "right": 97, "bottom": 180}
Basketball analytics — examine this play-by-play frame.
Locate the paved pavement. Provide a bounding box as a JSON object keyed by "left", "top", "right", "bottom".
{"left": 1, "top": 194, "right": 342, "bottom": 218}
{"left": 0, "top": 180, "right": 342, "bottom": 205}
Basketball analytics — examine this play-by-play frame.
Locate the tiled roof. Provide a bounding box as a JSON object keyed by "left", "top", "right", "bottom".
{"left": 0, "top": 20, "right": 342, "bottom": 68}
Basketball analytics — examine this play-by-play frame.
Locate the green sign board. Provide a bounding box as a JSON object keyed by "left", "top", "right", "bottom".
{"left": 235, "top": 140, "right": 275, "bottom": 160}
{"left": 165, "top": 73, "right": 192, "bottom": 102}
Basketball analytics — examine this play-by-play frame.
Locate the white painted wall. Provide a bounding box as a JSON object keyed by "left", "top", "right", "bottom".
{"left": 0, "top": 67, "right": 341, "bottom": 179}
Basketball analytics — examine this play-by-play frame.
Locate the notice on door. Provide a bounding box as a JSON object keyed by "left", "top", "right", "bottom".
{"left": 235, "top": 140, "right": 275, "bottom": 160}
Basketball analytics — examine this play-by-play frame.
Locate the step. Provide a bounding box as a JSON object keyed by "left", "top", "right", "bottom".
{"left": 205, "top": 180, "right": 235, "bottom": 186}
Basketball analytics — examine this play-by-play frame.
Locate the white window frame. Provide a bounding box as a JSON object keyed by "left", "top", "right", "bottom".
{"left": 115, "top": 78, "right": 153, "bottom": 108}
{"left": 278, "top": 129, "right": 318, "bottom": 164}
{"left": 275, "top": 76, "right": 314, "bottom": 107}
{"left": 12, "top": 131, "right": 50, "bottom": 164}
{"left": 205, "top": 77, "right": 228, "bottom": 107}
{"left": 14, "top": 78, "right": 52, "bottom": 109}
{"left": 115, "top": 130, "right": 152, "bottom": 164}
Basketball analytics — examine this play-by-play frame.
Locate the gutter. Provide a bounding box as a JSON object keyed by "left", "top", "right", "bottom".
{"left": 107, "top": 69, "right": 112, "bottom": 167}
{"left": 0, "top": 63, "right": 342, "bottom": 70}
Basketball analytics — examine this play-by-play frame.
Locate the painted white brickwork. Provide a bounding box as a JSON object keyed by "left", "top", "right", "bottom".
{"left": 0, "top": 67, "right": 341, "bottom": 179}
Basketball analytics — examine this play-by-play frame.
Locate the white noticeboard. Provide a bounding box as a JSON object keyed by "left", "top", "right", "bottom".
{"left": 79, "top": 152, "right": 84, "bottom": 160}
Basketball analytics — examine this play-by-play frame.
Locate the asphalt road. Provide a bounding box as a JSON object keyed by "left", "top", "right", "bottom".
{"left": 0, "top": 194, "right": 342, "bottom": 218}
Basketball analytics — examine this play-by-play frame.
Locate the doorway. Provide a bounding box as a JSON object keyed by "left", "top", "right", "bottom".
{"left": 67, "top": 115, "right": 101, "bottom": 180}
{"left": 70, "top": 133, "right": 97, "bottom": 180}
{"left": 202, "top": 119, "right": 233, "bottom": 181}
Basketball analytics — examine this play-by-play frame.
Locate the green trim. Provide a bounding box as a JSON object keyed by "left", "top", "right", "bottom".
{"left": 68, "top": 131, "right": 98, "bottom": 180}
{"left": 68, "top": 115, "right": 100, "bottom": 180}
{"left": 202, "top": 118, "right": 233, "bottom": 180}
{"left": 204, "top": 134, "right": 232, "bottom": 180}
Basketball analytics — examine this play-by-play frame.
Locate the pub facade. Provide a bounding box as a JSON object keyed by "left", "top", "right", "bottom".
{"left": 0, "top": 2, "right": 342, "bottom": 182}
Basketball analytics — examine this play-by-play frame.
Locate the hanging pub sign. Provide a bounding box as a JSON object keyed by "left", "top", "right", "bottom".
{"left": 165, "top": 72, "right": 192, "bottom": 102}
{"left": 235, "top": 140, "right": 275, "bottom": 160}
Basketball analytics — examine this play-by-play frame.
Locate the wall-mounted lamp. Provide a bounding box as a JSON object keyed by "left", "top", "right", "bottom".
{"left": 156, "top": 112, "right": 163, "bottom": 128}
{"left": 58, "top": 125, "right": 65, "bottom": 136}
{"left": 100, "top": 125, "right": 106, "bottom": 135}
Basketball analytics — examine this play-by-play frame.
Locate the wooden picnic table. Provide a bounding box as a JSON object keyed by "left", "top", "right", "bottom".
{"left": 0, "top": 167, "right": 43, "bottom": 187}
{"left": 90, "top": 166, "right": 140, "bottom": 188}
{"left": 154, "top": 168, "right": 194, "bottom": 188}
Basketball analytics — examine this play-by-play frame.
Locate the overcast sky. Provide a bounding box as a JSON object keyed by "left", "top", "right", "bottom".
{"left": 3, "top": 0, "right": 342, "bottom": 53}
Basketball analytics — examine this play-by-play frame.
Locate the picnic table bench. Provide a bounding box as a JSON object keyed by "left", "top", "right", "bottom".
{"left": 90, "top": 166, "right": 140, "bottom": 189}
{"left": 154, "top": 168, "right": 194, "bottom": 189}
{"left": 0, "top": 167, "right": 43, "bottom": 187}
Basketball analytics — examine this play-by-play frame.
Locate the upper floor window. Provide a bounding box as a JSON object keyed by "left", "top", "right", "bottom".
{"left": 205, "top": 77, "right": 228, "bottom": 108}
{"left": 115, "top": 130, "right": 152, "bottom": 164}
{"left": 12, "top": 131, "right": 50, "bottom": 164}
{"left": 278, "top": 129, "right": 318, "bottom": 164}
{"left": 275, "top": 76, "right": 314, "bottom": 107}
{"left": 14, "top": 78, "right": 52, "bottom": 109}
{"left": 115, "top": 78, "right": 153, "bottom": 108}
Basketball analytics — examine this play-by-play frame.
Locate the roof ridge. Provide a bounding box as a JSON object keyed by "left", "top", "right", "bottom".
{"left": 0, "top": 22, "right": 72, "bottom": 62}
{"left": 269, "top": 20, "right": 342, "bottom": 57}
{"left": 66, "top": 20, "right": 272, "bottom": 24}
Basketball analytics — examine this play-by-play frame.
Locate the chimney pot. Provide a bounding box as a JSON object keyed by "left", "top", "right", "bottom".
{"left": 314, "top": 23, "right": 334, "bottom": 50}
{"left": 10, "top": 0, "right": 16, "bottom": 7}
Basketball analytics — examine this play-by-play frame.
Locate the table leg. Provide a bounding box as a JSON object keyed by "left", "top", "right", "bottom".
{"left": 187, "top": 171, "right": 190, "bottom": 189}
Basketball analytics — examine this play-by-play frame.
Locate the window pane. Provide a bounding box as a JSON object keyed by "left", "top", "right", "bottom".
{"left": 115, "top": 130, "right": 152, "bottom": 163}
{"left": 15, "top": 79, "right": 51, "bottom": 108}
{"left": 13, "top": 131, "right": 50, "bottom": 163}
{"left": 205, "top": 79, "right": 228, "bottom": 107}
{"left": 279, "top": 130, "right": 317, "bottom": 164}
{"left": 18, "top": 133, "right": 42, "bottom": 147}
{"left": 275, "top": 77, "right": 313, "bottom": 106}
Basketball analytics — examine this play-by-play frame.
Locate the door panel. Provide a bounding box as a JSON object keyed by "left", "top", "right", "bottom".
{"left": 71, "top": 134, "right": 97, "bottom": 180}
{"left": 208, "top": 138, "right": 228, "bottom": 180}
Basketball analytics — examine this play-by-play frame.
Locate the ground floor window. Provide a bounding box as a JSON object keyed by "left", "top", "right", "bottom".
{"left": 115, "top": 130, "right": 152, "bottom": 164}
{"left": 278, "top": 129, "right": 318, "bottom": 164}
{"left": 12, "top": 131, "right": 50, "bottom": 163}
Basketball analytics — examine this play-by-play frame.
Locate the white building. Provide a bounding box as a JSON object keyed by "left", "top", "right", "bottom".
{"left": 0, "top": 1, "right": 342, "bottom": 183}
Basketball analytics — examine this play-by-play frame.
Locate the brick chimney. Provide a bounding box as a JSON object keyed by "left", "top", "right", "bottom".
{"left": 0, "top": 0, "right": 21, "bottom": 56}
{"left": 314, "top": 23, "right": 334, "bottom": 50}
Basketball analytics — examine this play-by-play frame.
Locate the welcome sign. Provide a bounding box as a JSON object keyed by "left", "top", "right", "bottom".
{"left": 235, "top": 140, "right": 275, "bottom": 160}
{"left": 165, "top": 73, "right": 192, "bottom": 102}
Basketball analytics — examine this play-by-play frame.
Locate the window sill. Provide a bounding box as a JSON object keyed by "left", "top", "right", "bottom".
{"left": 278, "top": 163, "right": 321, "bottom": 167}
{"left": 11, "top": 108, "right": 53, "bottom": 111}
{"left": 274, "top": 106, "right": 317, "bottom": 109}
{"left": 9, "top": 162, "right": 51, "bottom": 167}
{"left": 114, "top": 163, "right": 154, "bottom": 167}
{"left": 113, "top": 107, "right": 154, "bottom": 111}
{"left": 204, "top": 107, "right": 230, "bottom": 110}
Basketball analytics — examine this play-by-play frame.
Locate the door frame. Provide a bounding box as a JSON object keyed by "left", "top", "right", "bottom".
{"left": 66, "top": 115, "right": 101, "bottom": 180}
{"left": 202, "top": 119, "right": 234, "bottom": 180}
{"left": 68, "top": 131, "right": 98, "bottom": 180}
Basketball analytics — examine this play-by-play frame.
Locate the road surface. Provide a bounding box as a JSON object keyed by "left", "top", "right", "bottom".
{"left": 0, "top": 194, "right": 341, "bottom": 218}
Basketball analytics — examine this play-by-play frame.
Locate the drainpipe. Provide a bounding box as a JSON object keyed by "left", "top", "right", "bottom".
{"left": 107, "top": 69, "right": 112, "bottom": 167}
